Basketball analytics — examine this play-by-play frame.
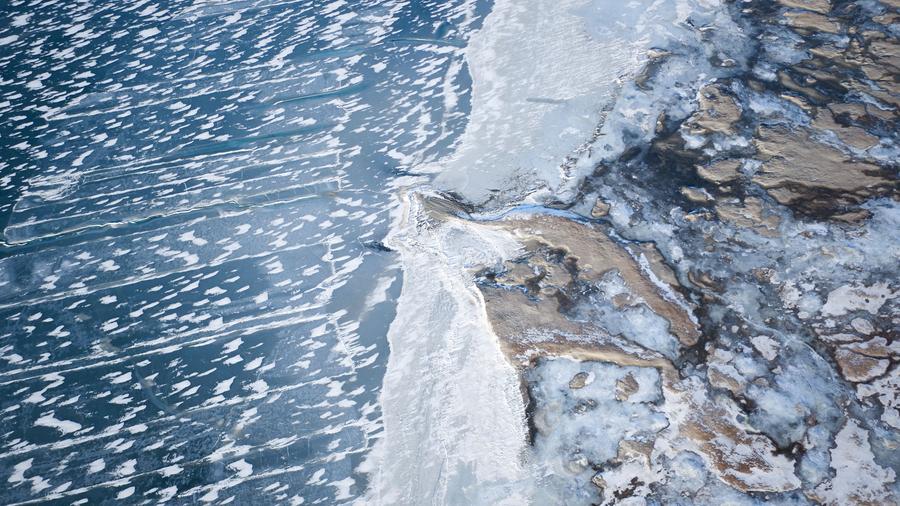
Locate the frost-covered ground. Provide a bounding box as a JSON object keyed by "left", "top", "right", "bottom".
{"left": 382, "top": 0, "right": 900, "bottom": 504}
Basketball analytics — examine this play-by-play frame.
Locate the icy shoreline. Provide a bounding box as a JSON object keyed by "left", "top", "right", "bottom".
{"left": 359, "top": 187, "right": 532, "bottom": 505}
{"left": 429, "top": 0, "right": 715, "bottom": 205}
{"left": 369, "top": 0, "right": 900, "bottom": 503}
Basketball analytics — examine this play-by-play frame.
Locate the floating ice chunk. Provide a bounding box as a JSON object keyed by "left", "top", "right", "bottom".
{"left": 750, "top": 335, "right": 779, "bottom": 361}
{"left": 811, "top": 419, "right": 896, "bottom": 505}
{"left": 228, "top": 459, "right": 253, "bottom": 478}
{"left": 246, "top": 380, "right": 268, "bottom": 394}
{"left": 117, "top": 486, "right": 135, "bottom": 499}
{"left": 243, "top": 357, "right": 263, "bottom": 371}
{"left": 332, "top": 477, "right": 355, "bottom": 500}
{"left": 159, "top": 465, "right": 183, "bottom": 477}
{"left": 87, "top": 459, "right": 105, "bottom": 474}
{"left": 34, "top": 412, "right": 82, "bottom": 435}
{"left": 9, "top": 458, "right": 33, "bottom": 484}
{"left": 98, "top": 260, "right": 119, "bottom": 272}
{"left": 222, "top": 338, "right": 242, "bottom": 354}
{"left": 821, "top": 282, "right": 894, "bottom": 316}
{"left": 109, "top": 371, "right": 131, "bottom": 384}
{"left": 213, "top": 377, "right": 234, "bottom": 395}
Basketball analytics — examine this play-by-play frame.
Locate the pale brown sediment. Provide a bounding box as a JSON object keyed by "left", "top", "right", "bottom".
{"left": 416, "top": 197, "right": 804, "bottom": 494}
{"left": 478, "top": 215, "right": 701, "bottom": 346}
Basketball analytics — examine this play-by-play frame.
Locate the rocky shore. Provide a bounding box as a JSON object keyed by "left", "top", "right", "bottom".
{"left": 415, "top": 0, "right": 899, "bottom": 503}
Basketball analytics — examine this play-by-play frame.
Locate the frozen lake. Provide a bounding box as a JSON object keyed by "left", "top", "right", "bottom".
{"left": 0, "top": 0, "right": 488, "bottom": 502}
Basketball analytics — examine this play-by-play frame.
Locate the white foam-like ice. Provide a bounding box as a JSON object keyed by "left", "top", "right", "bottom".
{"left": 431, "top": 0, "right": 720, "bottom": 205}
{"left": 361, "top": 187, "right": 532, "bottom": 505}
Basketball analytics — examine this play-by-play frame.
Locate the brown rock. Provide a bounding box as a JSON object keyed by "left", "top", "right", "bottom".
{"left": 688, "top": 270, "right": 723, "bottom": 292}
{"left": 872, "top": 12, "right": 900, "bottom": 25}
{"left": 527, "top": 257, "right": 574, "bottom": 288}
{"left": 480, "top": 284, "right": 679, "bottom": 374}
{"left": 861, "top": 30, "right": 887, "bottom": 41}
{"left": 611, "top": 292, "right": 636, "bottom": 308}
{"left": 777, "top": 71, "right": 829, "bottom": 103}
{"left": 813, "top": 109, "right": 881, "bottom": 151}
{"left": 835, "top": 347, "right": 890, "bottom": 382}
{"left": 681, "top": 186, "right": 713, "bottom": 203}
{"left": 780, "top": 93, "right": 815, "bottom": 112}
{"left": 715, "top": 197, "right": 781, "bottom": 237}
{"left": 777, "top": 0, "right": 831, "bottom": 14}
{"left": 832, "top": 208, "right": 874, "bottom": 223}
{"left": 484, "top": 216, "right": 701, "bottom": 346}
{"left": 617, "top": 439, "right": 654, "bottom": 465}
{"left": 686, "top": 84, "right": 742, "bottom": 136}
{"left": 616, "top": 373, "right": 640, "bottom": 401}
{"left": 697, "top": 159, "right": 742, "bottom": 184}
{"left": 830, "top": 102, "right": 896, "bottom": 123}
{"left": 854, "top": 80, "right": 900, "bottom": 109}
{"left": 868, "top": 39, "right": 900, "bottom": 70}
{"left": 569, "top": 371, "right": 591, "bottom": 389}
{"left": 496, "top": 263, "right": 538, "bottom": 286}
{"left": 783, "top": 11, "right": 841, "bottom": 33}
{"left": 672, "top": 381, "right": 801, "bottom": 492}
{"left": 752, "top": 125, "right": 894, "bottom": 213}
{"left": 625, "top": 242, "right": 682, "bottom": 290}
{"left": 709, "top": 364, "right": 745, "bottom": 395}
{"left": 591, "top": 198, "right": 610, "bottom": 218}
{"left": 828, "top": 102, "right": 867, "bottom": 122}
{"left": 844, "top": 337, "right": 899, "bottom": 359}
{"left": 684, "top": 210, "right": 714, "bottom": 223}
{"left": 481, "top": 285, "right": 584, "bottom": 344}
{"left": 809, "top": 44, "right": 845, "bottom": 62}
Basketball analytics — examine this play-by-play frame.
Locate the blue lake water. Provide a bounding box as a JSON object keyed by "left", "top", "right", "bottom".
{"left": 0, "top": 0, "right": 489, "bottom": 502}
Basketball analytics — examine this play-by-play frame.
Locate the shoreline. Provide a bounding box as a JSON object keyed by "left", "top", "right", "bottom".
{"left": 367, "top": 0, "right": 899, "bottom": 503}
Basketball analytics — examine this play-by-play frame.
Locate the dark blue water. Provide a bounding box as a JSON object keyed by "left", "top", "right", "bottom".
{"left": 0, "top": 0, "right": 489, "bottom": 502}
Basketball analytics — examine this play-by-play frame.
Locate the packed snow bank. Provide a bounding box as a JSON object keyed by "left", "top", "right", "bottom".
{"left": 360, "top": 187, "right": 533, "bottom": 505}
